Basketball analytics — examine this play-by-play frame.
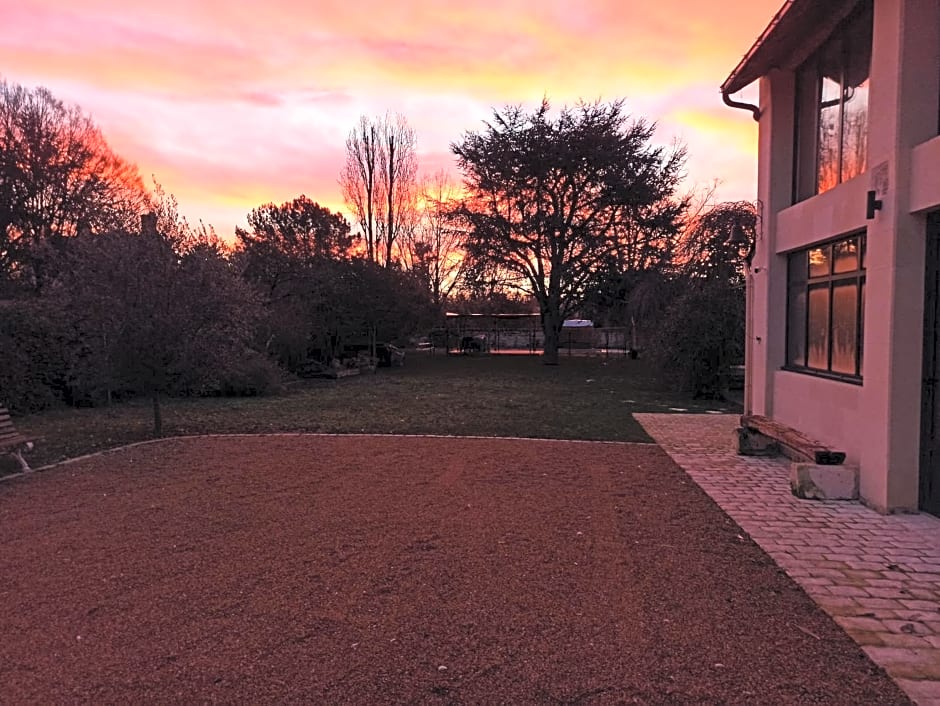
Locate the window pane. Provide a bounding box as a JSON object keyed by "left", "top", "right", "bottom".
{"left": 817, "top": 42, "right": 842, "bottom": 194}
{"left": 841, "top": 2, "right": 872, "bottom": 182}
{"left": 809, "top": 245, "right": 831, "bottom": 277}
{"left": 788, "top": 251, "right": 808, "bottom": 285}
{"left": 859, "top": 279, "right": 865, "bottom": 374}
{"left": 841, "top": 80, "right": 869, "bottom": 182}
{"left": 833, "top": 238, "right": 859, "bottom": 273}
{"left": 788, "top": 286, "right": 807, "bottom": 366}
{"left": 831, "top": 281, "right": 858, "bottom": 374}
{"left": 808, "top": 285, "right": 831, "bottom": 369}
{"left": 795, "top": 63, "right": 820, "bottom": 202}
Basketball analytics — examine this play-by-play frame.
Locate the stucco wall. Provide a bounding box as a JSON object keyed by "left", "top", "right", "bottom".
{"left": 772, "top": 370, "right": 863, "bottom": 465}
{"left": 910, "top": 136, "right": 940, "bottom": 214}
{"left": 747, "top": 0, "right": 940, "bottom": 512}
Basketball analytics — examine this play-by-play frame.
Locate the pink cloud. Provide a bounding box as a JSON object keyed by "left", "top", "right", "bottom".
{"left": 2, "top": 0, "right": 781, "bottom": 239}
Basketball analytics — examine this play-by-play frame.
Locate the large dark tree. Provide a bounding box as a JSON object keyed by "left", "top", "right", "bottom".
{"left": 0, "top": 80, "right": 148, "bottom": 288}
{"left": 452, "top": 99, "right": 685, "bottom": 364}
{"left": 236, "top": 195, "right": 432, "bottom": 370}
{"left": 235, "top": 196, "right": 354, "bottom": 368}
{"left": 52, "top": 218, "right": 262, "bottom": 435}
{"left": 238, "top": 195, "right": 353, "bottom": 267}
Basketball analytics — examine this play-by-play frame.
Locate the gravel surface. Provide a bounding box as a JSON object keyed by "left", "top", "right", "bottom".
{"left": 0, "top": 436, "right": 911, "bottom": 704}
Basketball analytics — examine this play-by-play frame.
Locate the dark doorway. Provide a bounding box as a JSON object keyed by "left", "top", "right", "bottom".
{"left": 921, "top": 212, "right": 940, "bottom": 516}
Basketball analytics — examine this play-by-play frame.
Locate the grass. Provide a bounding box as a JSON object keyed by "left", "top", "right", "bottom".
{"left": 6, "top": 351, "right": 739, "bottom": 472}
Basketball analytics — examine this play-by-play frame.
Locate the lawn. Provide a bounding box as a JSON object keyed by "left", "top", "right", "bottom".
{"left": 7, "top": 351, "right": 739, "bottom": 471}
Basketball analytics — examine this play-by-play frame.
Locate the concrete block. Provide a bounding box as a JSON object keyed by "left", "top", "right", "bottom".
{"left": 790, "top": 463, "right": 859, "bottom": 501}
{"left": 734, "top": 427, "right": 779, "bottom": 456}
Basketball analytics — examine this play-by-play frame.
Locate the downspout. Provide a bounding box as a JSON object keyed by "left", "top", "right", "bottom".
{"left": 720, "top": 0, "right": 794, "bottom": 122}
{"left": 722, "top": 90, "right": 761, "bottom": 122}
{"left": 743, "top": 268, "right": 754, "bottom": 417}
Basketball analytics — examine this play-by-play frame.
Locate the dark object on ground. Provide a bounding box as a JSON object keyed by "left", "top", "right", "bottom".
{"left": 0, "top": 436, "right": 908, "bottom": 704}
{"left": 376, "top": 343, "right": 405, "bottom": 367}
{"left": 740, "top": 414, "right": 846, "bottom": 465}
{"left": 460, "top": 334, "right": 487, "bottom": 354}
{"left": 0, "top": 406, "right": 34, "bottom": 471}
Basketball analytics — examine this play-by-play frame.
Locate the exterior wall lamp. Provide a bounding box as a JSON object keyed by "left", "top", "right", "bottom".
{"left": 866, "top": 190, "right": 883, "bottom": 219}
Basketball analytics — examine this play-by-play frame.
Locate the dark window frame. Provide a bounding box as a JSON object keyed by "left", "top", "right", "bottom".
{"left": 792, "top": 0, "right": 873, "bottom": 203}
{"left": 785, "top": 232, "right": 866, "bottom": 382}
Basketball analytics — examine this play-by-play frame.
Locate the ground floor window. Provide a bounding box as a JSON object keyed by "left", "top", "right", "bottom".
{"left": 787, "top": 232, "right": 866, "bottom": 379}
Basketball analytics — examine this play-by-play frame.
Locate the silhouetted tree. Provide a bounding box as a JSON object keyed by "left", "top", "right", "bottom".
{"left": 400, "top": 170, "right": 466, "bottom": 307}
{"left": 453, "top": 99, "right": 685, "bottom": 364}
{"left": 0, "top": 80, "right": 148, "bottom": 288}
{"left": 341, "top": 113, "right": 418, "bottom": 267}
{"left": 341, "top": 116, "right": 380, "bottom": 263}
{"left": 52, "top": 218, "right": 262, "bottom": 435}
{"left": 650, "top": 201, "right": 757, "bottom": 397}
{"left": 236, "top": 195, "right": 353, "bottom": 289}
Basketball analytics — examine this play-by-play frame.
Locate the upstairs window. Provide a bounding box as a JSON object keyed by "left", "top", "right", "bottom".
{"left": 794, "top": 1, "right": 873, "bottom": 201}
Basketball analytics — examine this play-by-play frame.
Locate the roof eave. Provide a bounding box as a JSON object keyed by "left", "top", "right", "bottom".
{"left": 721, "top": 0, "right": 797, "bottom": 96}
{"left": 721, "top": 0, "right": 860, "bottom": 96}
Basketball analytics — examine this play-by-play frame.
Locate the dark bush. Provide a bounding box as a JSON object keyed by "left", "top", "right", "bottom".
{"left": 650, "top": 281, "right": 744, "bottom": 398}
{"left": 0, "top": 301, "right": 68, "bottom": 413}
{"left": 216, "top": 351, "right": 284, "bottom": 397}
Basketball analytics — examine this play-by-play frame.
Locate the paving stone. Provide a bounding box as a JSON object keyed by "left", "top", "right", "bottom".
{"left": 880, "top": 632, "right": 937, "bottom": 649}
{"left": 896, "top": 679, "right": 940, "bottom": 700}
{"left": 835, "top": 615, "right": 888, "bottom": 632}
{"left": 902, "top": 599, "right": 940, "bottom": 612}
{"left": 857, "top": 597, "right": 907, "bottom": 611}
{"left": 884, "top": 620, "right": 934, "bottom": 636}
{"left": 828, "top": 584, "right": 871, "bottom": 597}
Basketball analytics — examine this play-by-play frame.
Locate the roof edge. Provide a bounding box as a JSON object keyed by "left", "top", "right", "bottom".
{"left": 721, "top": 0, "right": 796, "bottom": 95}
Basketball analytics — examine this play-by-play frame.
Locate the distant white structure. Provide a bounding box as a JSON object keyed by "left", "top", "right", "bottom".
{"left": 722, "top": 0, "right": 940, "bottom": 514}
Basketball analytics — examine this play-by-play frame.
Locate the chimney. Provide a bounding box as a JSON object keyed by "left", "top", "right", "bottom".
{"left": 140, "top": 212, "right": 158, "bottom": 235}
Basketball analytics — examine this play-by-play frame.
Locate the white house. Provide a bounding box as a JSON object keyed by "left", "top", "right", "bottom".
{"left": 721, "top": 0, "right": 940, "bottom": 515}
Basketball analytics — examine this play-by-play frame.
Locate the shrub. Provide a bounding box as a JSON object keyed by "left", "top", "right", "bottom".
{"left": 0, "top": 301, "right": 68, "bottom": 413}
{"left": 216, "top": 351, "right": 285, "bottom": 397}
{"left": 650, "top": 281, "right": 744, "bottom": 399}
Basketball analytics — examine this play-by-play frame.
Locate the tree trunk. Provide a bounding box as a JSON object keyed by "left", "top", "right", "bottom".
{"left": 542, "top": 304, "right": 561, "bottom": 365}
{"left": 151, "top": 391, "right": 163, "bottom": 438}
{"left": 543, "top": 326, "right": 560, "bottom": 365}
{"left": 541, "top": 296, "right": 562, "bottom": 365}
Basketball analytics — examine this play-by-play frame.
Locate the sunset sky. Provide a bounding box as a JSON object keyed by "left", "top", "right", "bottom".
{"left": 2, "top": 0, "right": 780, "bottom": 239}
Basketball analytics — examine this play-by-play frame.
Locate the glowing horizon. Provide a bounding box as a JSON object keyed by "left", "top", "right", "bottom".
{"left": 2, "top": 0, "right": 779, "bottom": 239}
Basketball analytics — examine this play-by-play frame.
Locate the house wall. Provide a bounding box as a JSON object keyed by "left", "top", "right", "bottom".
{"left": 749, "top": 0, "right": 940, "bottom": 512}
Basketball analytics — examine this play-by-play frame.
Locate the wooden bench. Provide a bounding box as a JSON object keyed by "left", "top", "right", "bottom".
{"left": 738, "top": 414, "right": 846, "bottom": 465}
{"left": 0, "top": 406, "right": 34, "bottom": 472}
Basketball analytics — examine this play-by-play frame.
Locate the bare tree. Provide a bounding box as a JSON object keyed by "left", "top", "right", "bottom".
{"left": 376, "top": 113, "right": 418, "bottom": 267}
{"left": 340, "top": 116, "right": 380, "bottom": 263}
{"left": 400, "top": 170, "right": 466, "bottom": 306}
{"left": 341, "top": 113, "right": 418, "bottom": 268}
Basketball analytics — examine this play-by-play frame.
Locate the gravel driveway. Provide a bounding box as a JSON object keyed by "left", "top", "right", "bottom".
{"left": 0, "top": 436, "right": 910, "bottom": 704}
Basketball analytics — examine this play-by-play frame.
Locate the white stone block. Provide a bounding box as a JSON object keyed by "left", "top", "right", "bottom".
{"left": 790, "top": 463, "right": 859, "bottom": 501}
